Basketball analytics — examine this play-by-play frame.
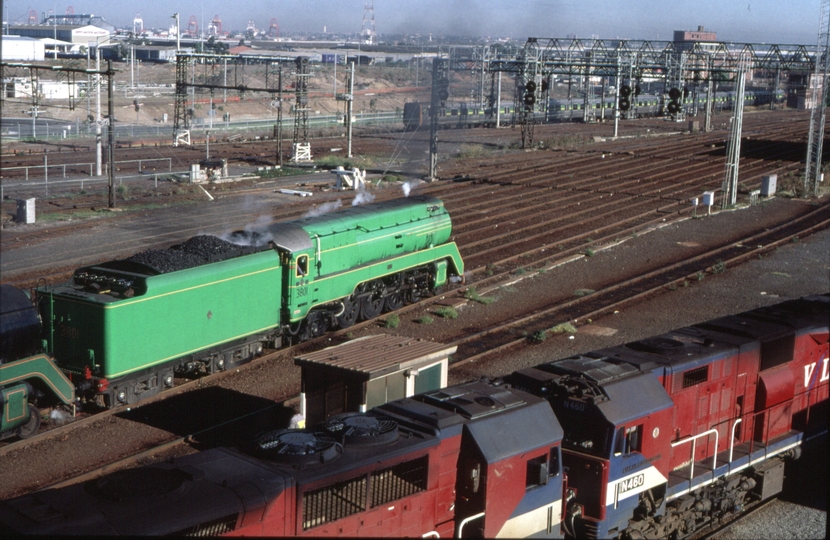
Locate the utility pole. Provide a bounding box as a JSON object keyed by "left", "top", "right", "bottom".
{"left": 429, "top": 57, "right": 449, "bottom": 181}
{"left": 95, "top": 41, "right": 103, "bottom": 176}
{"left": 337, "top": 61, "right": 355, "bottom": 158}
{"left": 107, "top": 60, "right": 116, "bottom": 209}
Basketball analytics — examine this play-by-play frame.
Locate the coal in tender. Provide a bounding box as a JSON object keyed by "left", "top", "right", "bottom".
{"left": 174, "top": 235, "right": 247, "bottom": 260}
{"left": 126, "top": 249, "right": 206, "bottom": 274}
{"left": 125, "top": 235, "right": 266, "bottom": 274}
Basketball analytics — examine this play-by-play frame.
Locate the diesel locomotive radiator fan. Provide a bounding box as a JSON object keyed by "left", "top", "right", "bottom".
{"left": 251, "top": 430, "right": 340, "bottom": 466}
{"left": 324, "top": 413, "right": 399, "bottom": 447}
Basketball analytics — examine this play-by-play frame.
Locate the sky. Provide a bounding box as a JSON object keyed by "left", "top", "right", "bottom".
{"left": 5, "top": 1, "right": 821, "bottom": 45}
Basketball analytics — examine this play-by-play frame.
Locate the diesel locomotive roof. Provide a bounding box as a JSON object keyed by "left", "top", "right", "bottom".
{"left": 511, "top": 362, "right": 673, "bottom": 427}
{"left": 696, "top": 294, "right": 830, "bottom": 339}
{"left": 0, "top": 447, "right": 288, "bottom": 536}
{"left": 379, "top": 379, "right": 562, "bottom": 435}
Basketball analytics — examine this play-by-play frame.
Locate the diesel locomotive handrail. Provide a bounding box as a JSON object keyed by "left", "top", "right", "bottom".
{"left": 670, "top": 428, "right": 719, "bottom": 483}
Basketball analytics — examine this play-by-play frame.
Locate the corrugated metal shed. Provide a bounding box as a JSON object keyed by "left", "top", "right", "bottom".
{"left": 295, "top": 334, "right": 456, "bottom": 380}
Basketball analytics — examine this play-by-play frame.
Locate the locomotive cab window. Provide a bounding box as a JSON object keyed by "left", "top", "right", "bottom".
{"left": 526, "top": 449, "right": 560, "bottom": 490}
{"left": 296, "top": 255, "right": 309, "bottom": 277}
{"left": 526, "top": 454, "right": 549, "bottom": 489}
{"left": 615, "top": 425, "right": 643, "bottom": 455}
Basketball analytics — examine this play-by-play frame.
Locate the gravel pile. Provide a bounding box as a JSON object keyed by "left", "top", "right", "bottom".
{"left": 125, "top": 235, "right": 258, "bottom": 274}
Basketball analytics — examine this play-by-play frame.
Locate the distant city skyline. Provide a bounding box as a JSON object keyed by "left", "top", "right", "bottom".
{"left": 4, "top": 1, "right": 822, "bottom": 45}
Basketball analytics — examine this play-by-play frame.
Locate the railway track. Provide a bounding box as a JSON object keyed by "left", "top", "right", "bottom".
{"left": 449, "top": 203, "right": 830, "bottom": 366}
{"left": 2, "top": 197, "right": 826, "bottom": 487}
{"left": 1, "top": 108, "right": 826, "bottom": 500}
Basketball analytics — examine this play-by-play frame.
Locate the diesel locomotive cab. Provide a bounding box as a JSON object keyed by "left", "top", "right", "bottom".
{"left": 508, "top": 357, "right": 675, "bottom": 539}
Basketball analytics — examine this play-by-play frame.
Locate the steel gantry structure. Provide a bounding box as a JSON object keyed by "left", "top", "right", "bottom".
{"left": 171, "top": 52, "right": 294, "bottom": 149}
{"left": 484, "top": 38, "right": 818, "bottom": 132}
{"left": 805, "top": 0, "right": 830, "bottom": 197}
{"left": 1, "top": 61, "right": 119, "bottom": 208}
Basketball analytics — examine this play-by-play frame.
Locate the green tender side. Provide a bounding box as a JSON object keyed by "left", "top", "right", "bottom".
{"left": 42, "top": 250, "right": 282, "bottom": 380}
{"left": 0, "top": 354, "right": 75, "bottom": 405}
{"left": 283, "top": 195, "right": 464, "bottom": 322}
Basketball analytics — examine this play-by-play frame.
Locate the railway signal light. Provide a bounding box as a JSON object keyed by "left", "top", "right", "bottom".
{"left": 436, "top": 77, "right": 449, "bottom": 103}
{"left": 524, "top": 80, "right": 536, "bottom": 110}
{"left": 667, "top": 87, "right": 682, "bottom": 115}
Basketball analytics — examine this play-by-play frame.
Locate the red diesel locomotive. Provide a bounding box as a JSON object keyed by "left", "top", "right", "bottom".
{"left": 0, "top": 295, "right": 826, "bottom": 538}
{"left": 508, "top": 293, "right": 828, "bottom": 538}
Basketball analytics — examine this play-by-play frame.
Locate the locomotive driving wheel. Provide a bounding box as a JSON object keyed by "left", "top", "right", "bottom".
{"left": 337, "top": 295, "right": 360, "bottom": 328}
{"left": 359, "top": 280, "right": 384, "bottom": 320}
{"left": 384, "top": 291, "right": 404, "bottom": 312}
{"left": 383, "top": 275, "right": 405, "bottom": 312}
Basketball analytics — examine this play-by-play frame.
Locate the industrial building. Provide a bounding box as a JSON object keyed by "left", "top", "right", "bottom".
{"left": 0, "top": 36, "right": 45, "bottom": 62}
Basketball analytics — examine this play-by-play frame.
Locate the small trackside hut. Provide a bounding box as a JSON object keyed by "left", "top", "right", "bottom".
{"left": 294, "top": 334, "right": 455, "bottom": 426}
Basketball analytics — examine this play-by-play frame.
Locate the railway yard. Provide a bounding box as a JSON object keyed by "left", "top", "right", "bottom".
{"left": 0, "top": 108, "right": 828, "bottom": 537}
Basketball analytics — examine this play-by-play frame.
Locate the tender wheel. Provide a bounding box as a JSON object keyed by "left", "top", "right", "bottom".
{"left": 383, "top": 291, "right": 404, "bottom": 312}
{"left": 337, "top": 296, "right": 360, "bottom": 328}
{"left": 16, "top": 404, "right": 41, "bottom": 439}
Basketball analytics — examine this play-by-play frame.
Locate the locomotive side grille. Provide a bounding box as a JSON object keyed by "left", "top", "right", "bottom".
{"left": 683, "top": 366, "right": 709, "bottom": 389}
{"left": 370, "top": 455, "right": 428, "bottom": 507}
{"left": 303, "top": 476, "right": 367, "bottom": 530}
{"left": 173, "top": 513, "right": 238, "bottom": 536}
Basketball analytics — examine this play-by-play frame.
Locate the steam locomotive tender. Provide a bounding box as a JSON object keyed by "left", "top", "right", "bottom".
{"left": 27, "top": 196, "right": 464, "bottom": 408}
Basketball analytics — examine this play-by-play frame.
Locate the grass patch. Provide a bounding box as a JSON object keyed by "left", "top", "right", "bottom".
{"left": 485, "top": 264, "right": 496, "bottom": 276}
{"left": 550, "top": 322, "right": 578, "bottom": 334}
{"left": 458, "top": 144, "right": 486, "bottom": 159}
{"left": 711, "top": 260, "right": 726, "bottom": 274}
{"left": 513, "top": 267, "right": 527, "bottom": 276}
{"left": 314, "top": 155, "right": 376, "bottom": 170}
{"left": 384, "top": 314, "right": 400, "bottom": 329}
{"left": 771, "top": 272, "right": 791, "bottom": 278}
{"left": 416, "top": 315, "right": 434, "bottom": 325}
{"left": 433, "top": 306, "right": 459, "bottom": 319}
{"left": 464, "top": 287, "right": 496, "bottom": 305}
{"left": 255, "top": 166, "right": 311, "bottom": 179}
{"left": 585, "top": 248, "right": 595, "bottom": 257}
{"left": 500, "top": 285, "right": 518, "bottom": 293}
{"left": 574, "top": 289, "right": 595, "bottom": 297}
{"left": 380, "top": 173, "right": 405, "bottom": 183}
{"left": 529, "top": 330, "right": 548, "bottom": 342}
